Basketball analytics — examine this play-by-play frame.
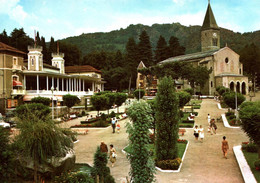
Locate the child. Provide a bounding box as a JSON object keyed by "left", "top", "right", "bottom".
{"left": 116, "top": 123, "right": 121, "bottom": 133}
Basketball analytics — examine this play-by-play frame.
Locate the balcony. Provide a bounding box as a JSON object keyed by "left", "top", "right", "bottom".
{"left": 12, "top": 65, "right": 22, "bottom": 70}
{"left": 12, "top": 89, "right": 26, "bottom": 95}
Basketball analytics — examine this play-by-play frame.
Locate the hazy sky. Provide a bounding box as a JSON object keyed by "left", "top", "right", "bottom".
{"left": 0, "top": 0, "right": 259, "bottom": 41}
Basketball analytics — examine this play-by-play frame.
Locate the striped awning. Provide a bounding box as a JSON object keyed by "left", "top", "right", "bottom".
{"left": 13, "top": 80, "right": 23, "bottom": 87}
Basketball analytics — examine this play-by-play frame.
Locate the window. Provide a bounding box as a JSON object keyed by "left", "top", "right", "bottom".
{"left": 239, "top": 68, "right": 242, "bottom": 74}
{"left": 212, "top": 38, "right": 218, "bottom": 46}
{"left": 225, "top": 57, "right": 229, "bottom": 64}
{"left": 31, "top": 56, "right": 35, "bottom": 66}
{"left": 211, "top": 81, "right": 213, "bottom": 87}
{"left": 13, "top": 57, "right": 18, "bottom": 65}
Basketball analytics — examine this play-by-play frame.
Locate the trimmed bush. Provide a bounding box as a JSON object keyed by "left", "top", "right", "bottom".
{"left": 242, "top": 143, "right": 258, "bottom": 153}
{"left": 31, "top": 96, "right": 51, "bottom": 106}
{"left": 177, "top": 91, "right": 191, "bottom": 108}
{"left": 179, "top": 110, "right": 184, "bottom": 118}
{"left": 223, "top": 92, "right": 246, "bottom": 109}
{"left": 225, "top": 111, "right": 234, "bottom": 117}
{"left": 156, "top": 158, "right": 182, "bottom": 170}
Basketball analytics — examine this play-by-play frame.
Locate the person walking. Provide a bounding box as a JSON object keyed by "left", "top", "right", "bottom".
{"left": 116, "top": 122, "right": 121, "bottom": 133}
{"left": 207, "top": 114, "right": 211, "bottom": 133}
{"left": 199, "top": 125, "right": 204, "bottom": 142}
{"left": 111, "top": 117, "right": 117, "bottom": 133}
{"left": 109, "top": 144, "right": 117, "bottom": 167}
{"left": 222, "top": 136, "right": 229, "bottom": 159}
{"left": 100, "top": 141, "right": 108, "bottom": 154}
{"left": 194, "top": 125, "right": 199, "bottom": 141}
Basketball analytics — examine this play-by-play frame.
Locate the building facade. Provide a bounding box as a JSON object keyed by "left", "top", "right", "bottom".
{"left": 0, "top": 43, "right": 105, "bottom": 114}
{"left": 137, "top": 2, "right": 248, "bottom": 95}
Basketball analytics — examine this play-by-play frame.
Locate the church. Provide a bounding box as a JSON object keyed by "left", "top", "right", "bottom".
{"left": 137, "top": 1, "right": 248, "bottom": 95}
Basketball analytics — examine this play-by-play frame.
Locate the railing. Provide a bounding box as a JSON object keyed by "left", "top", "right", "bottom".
{"left": 11, "top": 89, "right": 26, "bottom": 95}
{"left": 26, "top": 90, "right": 94, "bottom": 96}
{"left": 12, "top": 65, "right": 22, "bottom": 70}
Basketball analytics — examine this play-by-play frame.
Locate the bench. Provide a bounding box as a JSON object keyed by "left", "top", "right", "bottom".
{"left": 179, "top": 129, "right": 186, "bottom": 136}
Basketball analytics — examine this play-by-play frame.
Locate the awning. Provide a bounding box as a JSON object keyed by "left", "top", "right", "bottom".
{"left": 13, "top": 80, "right": 23, "bottom": 87}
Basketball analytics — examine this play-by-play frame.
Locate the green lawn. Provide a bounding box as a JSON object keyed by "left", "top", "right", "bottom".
{"left": 190, "top": 100, "right": 202, "bottom": 105}
{"left": 242, "top": 150, "right": 260, "bottom": 182}
{"left": 179, "top": 113, "right": 194, "bottom": 128}
{"left": 124, "top": 143, "right": 187, "bottom": 160}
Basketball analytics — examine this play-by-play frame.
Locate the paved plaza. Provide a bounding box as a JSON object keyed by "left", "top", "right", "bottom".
{"left": 60, "top": 98, "right": 254, "bottom": 183}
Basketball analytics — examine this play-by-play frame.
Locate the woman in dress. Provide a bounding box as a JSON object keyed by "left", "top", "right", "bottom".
{"left": 194, "top": 125, "right": 199, "bottom": 141}
{"left": 222, "top": 136, "right": 229, "bottom": 159}
{"left": 199, "top": 125, "right": 204, "bottom": 142}
{"left": 109, "top": 144, "right": 117, "bottom": 167}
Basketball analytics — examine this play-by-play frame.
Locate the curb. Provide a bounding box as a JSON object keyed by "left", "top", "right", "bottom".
{"left": 221, "top": 114, "right": 240, "bottom": 129}
{"left": 233, "top": 145, "right": 257, "bottom": 183}
{"left": 73, "top": 140, "right": 79, "bottom": 144}
{"left": 122, "top": 141, "right": 190, "bottom": 173}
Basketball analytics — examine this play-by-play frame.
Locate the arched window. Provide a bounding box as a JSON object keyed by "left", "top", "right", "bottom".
{"left": 225, "top": 57, "right": 229, "bottom": 64}
{"left": 211, "top": 81, "right": 213, "bottom": 87}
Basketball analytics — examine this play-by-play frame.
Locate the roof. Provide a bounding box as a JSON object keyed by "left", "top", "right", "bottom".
{"left": 0, "top": 42, "right": 26, "bottom": 55}
{"left": 65, "top": 65, "right": 101, "bottom": 74}
{"left": 160, "top": 49, "right": 219, "bottom": 64}
{"left": 201, "top": 3, "right": 219, "bottom": 31}
{"left": 137, "top": 61, "right": 146, "bottom": 69}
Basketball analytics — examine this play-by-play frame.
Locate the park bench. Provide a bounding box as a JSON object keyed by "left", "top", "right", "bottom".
{"left": 179, "top": 129, "right": 186, "bottom": 136}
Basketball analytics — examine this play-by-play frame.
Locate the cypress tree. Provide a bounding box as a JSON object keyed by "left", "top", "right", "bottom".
{"left": 47, "top": 37, "right": 56, "bottom": 65}
{"left": 168, "top": 36, "right": 185, "bottom": 57}
{"left": 155, "top": 76, "right": 179, "bottom": 161}
{"left": 40, "top": 36, "right": 48, "bottom": 62}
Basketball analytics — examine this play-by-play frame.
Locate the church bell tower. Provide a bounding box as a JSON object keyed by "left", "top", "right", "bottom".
{"left": 201, "top": 1, "right": 220, "bottom": 52}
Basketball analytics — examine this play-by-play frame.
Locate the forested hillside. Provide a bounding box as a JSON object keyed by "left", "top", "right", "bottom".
{"left": 60, "top": 23, "right": 260, "bottom": 55}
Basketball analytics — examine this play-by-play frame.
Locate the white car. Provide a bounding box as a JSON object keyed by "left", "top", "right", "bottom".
{"left": 0, "top": 121, "right": 11, "bottom": 128}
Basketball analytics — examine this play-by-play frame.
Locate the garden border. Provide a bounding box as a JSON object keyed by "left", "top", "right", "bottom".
{"left": 221, "top": 114, "right": 240, "bottom": 129}
{"left": 233, "top": 145, "right": 257, "bottom": 183}
{"left": 122, "top": 141, "right": 190, "bottom": 173}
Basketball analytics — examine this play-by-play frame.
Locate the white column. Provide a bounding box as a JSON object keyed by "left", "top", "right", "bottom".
{"left": 24, "top": 75, "right": 26, "bottom": 90}
{"left": 83, "top": 80, "right": 85, "bottom": 92}
{"left": 62, "top": 78, "right": 64, "bottom": 92}
{"left": 74, "top": 78, "right": 76, "bottom": 92}
{"left": 66, "top": 78, "right": 68, "bottom": 92}
{"left": 79, "top": 79, "right": 81, "bottom": 91}
{"left": 69, "top": 78, "right": 71, "bottom": 91}
{"left": 92, "top": 82, "right": 94, "bottom": 92}
{"left": 46, "top": 76, "right": 49, "bottom": 91}
{"left": 52, "top": 77, "right": 54, "bottom": 89}
{"left": 57, "top": 78, "right": 59, "bottom": 91}
{"left": 37, "top": 75, "right": 39, "bottom": 94}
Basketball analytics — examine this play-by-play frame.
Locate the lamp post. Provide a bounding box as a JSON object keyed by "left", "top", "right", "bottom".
{"left": 51, "top": 86, "right": 54, "bottom": 120}
{"left": 138, "top": 83, "right": 141, "bottom": 101}
{"left": 248, "top": 81, "right": 253, "bottom": 101}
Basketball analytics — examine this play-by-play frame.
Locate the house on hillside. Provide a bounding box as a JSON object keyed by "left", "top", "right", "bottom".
{"left": 0, "top": 42, "right": 105, "bottom": 114}
{"left": 137, "top": 1, "right": 248, "bottom": 95}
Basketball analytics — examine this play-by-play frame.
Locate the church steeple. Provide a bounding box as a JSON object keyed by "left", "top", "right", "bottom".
{"left": 201, "top": 1, "right": 220, "bottom": 52}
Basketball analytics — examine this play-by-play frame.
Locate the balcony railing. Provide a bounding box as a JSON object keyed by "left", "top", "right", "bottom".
{"left": 26, "top": 90, "right": 94, "bottom": 96}
{"left": 12, "top": 89, "right": 26, "bottom": 95}
{"left": 12, "top": 65, "right": 22, "bottom": 70}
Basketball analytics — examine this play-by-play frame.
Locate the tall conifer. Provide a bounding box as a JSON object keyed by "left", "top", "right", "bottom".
{"left": 138, "top": 30, "right": 153, "bottom": 66}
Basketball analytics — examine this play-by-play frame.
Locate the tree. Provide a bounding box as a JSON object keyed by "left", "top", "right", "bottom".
{"left": 177, "top": 91, "right": 191, "bottom": 108}
{"left": 40, "top": 36, "right": 48, "bottom": 62}
{"left": 63, "top": 94, "right": 80, "bottom": 114}
{"left": 126, "top": 101, "right": 155, "bottom": 183}
{"left": 184, "top": 88, "right": 194, "bottom": 95}
{"left": 31, "top": 96, "right": 51, "bottom": 106}
{"left": 155, "top": 35, "right": 168, "bottom": 64}
{"left": 168, "top": 36, "right": 185, "bottom": 57}
{"left": 91, "top": 147, "right": 115, "bottom": 183}
{"left": 0, "top": 127, "right": 14, "bottom": 182}
{"left": 239, "top": 101, "right": 260, "bottom": 158}
{"left": 133, "top": 89, "right": 145, "bottom": 100}
{"left": 47, "top": 37, "right": 56, "bottom": 65}
{"left": 114, "top": 93, "right": 127, "bottom": 113}
{"left": 15, "top": 103, "right": 73, "bottom": 183}
{"left": 0, "top": 29, "right": 9, "bottom": 44}
{"left": 138, "top": 30, "right": 153, "bottom": 66}
{"left": 155, "top": 76, "right": 179, "bottom": 161}
{"left": 91, "top": 95, "right": 108, "bottom": 115}
{"left": 223, "top": 92, "right": 246, "bottom": 109}
{"left": 104, "top": 92, "right": 116, "bottom": 114}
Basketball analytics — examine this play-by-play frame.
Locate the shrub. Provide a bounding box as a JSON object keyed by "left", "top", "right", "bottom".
{"left": 110, "top": 111, "right": 116, "bottom": 118}
{"left": 242, "top": 143, "right": 258, "bottom": 153}
{"left": 77, "top": 114, "right": 83, "bottom": 117}
{"left": 156, "top": 158, "right": 182, "bottom": 170}
{"left": 228, "top": 114, "right": 236, "bottom": 120}
{"left": 225, "top": 111, "right": 234, "bottom": 117}
{"left": 54, "top": 171, "right": 94, "bottom": 183}
{"left": 134, "top": 89, "right": 145, "bottom": 100}
{"left": 193, "top": 106, "right": 200, "bottom": 109}
{"left": 183, "top": 88, "right": 193, "bottom": 95}
{"left": 254, "top": 159, "right": 260, "bottom": 169}
{"left": 179, "top": 110, "right": 184, "bottom": 118}
{"left": 177, "top": 91, "right": 191, "bottom": 108}
{"left": 31, "top": 96, "right": 51, "bottom": 106}
{"left": 82, "top": 111, "right": 86, "bottom": 116}
{"left": 223, "top": 92, "right": 246, "bottom": 109}
{"left": 193, "top": 112, "right": 198, "bottom": 116}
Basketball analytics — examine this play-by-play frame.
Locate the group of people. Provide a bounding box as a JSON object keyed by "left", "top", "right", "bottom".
{"left": 100, "top": 141, "right": 117, "bottom": 167}
{"left": 193, "top": 113, "right": 229, "bottom": 158}
{"left": 111, "top": 117, "right": 120, "bottom": 133}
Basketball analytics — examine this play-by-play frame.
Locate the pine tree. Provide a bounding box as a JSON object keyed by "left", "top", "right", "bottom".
{"left": 155, "top": 76, "right": 179, "bottom": 161}
{"left": 168, "top": 36, "right": 185, "bottom": 57}
{"left": 40, "top": 36, "right": 48, "bottom": 62}
{"left": 138, "top": 30, "right": 153, "bottom": 67}
{"left": 0, "top": 30, "right": 10, "bottom": 44}
{"left": 113, "top": 50, "right": 123, "bottom": 67}
{"left": 47, "top": 37, "right": 56, "bottom": 65}
{"left": 155, "top": 35, "right": 169, "bottom": 64}
{"left": 36, "top": 31, "right": 41, "bottom": 45}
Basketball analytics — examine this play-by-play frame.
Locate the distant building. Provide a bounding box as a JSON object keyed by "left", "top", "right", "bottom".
{"left": 0, "top": 42, "right": 105, "bottom": 114}
{"left": 137, "top": 1, "right": 248, "bottom": 95}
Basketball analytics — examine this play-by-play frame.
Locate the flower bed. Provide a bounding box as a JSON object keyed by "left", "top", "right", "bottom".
{"left": 71, "top": 119, "right": 110, "bottom": 128}
{"left": 225, "top": 111, "right": 241, "bottom": 126}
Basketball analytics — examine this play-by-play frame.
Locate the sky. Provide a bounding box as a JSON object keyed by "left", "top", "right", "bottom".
{"left": 0, "top": 0, "right": 259, "bottom": 41}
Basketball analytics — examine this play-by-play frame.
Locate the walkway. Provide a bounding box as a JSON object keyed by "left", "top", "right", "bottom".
{"left": 67, "top": 99, "right": 249, "bottom": 183}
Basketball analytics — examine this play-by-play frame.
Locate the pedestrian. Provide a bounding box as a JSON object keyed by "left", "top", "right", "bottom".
{"left": 207, "top": 114, "right": 211, "bottom": 125}
{"left": 116, "top": 122, "right": 121, "bottom": 133}
{"left": 111, "top": 117, "right": 117, "bottom": 133}
{"left": 100, "top": 141, "right": 108, "bottom": 154}
{"left": 194, "top": 125, "right": 199, "bottom": 141}
{"left": 199, "top": 125, "right": 204, "bottom": 142}
{"left": 213, "top": 120, "right": 217, "bottom": 134}
{"left": 109, "top": 144, "right": 117, "bottom": 167}
{"left": 222, "top": 136, "right": 229, "bottom": 159}
{"left": 210, "top": 118, "right": 216, "bottom": 134}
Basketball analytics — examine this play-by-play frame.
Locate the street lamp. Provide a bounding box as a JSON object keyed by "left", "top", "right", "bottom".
{"left": 248, "top": 81, "right": 253, "bottom": 101}
{"left": 51, "top": 86, "right": 54, "bottom": 120}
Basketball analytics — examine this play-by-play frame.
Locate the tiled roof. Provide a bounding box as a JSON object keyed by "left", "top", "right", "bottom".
{"left": 0, "top": 42, "right": 26, "bottom": 55}
{"left": 201, "top": 3, "right": 219, "bottom": 31}
{"left": 65, "top": 65, "right": 101, "bottom": 73}
{"left": 160, "top": 49, "right": 219, "bottom": 64}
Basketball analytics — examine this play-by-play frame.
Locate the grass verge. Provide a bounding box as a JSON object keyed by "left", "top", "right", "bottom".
{"left": 242, "top": 150, "right": 260, "bottom": 182}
